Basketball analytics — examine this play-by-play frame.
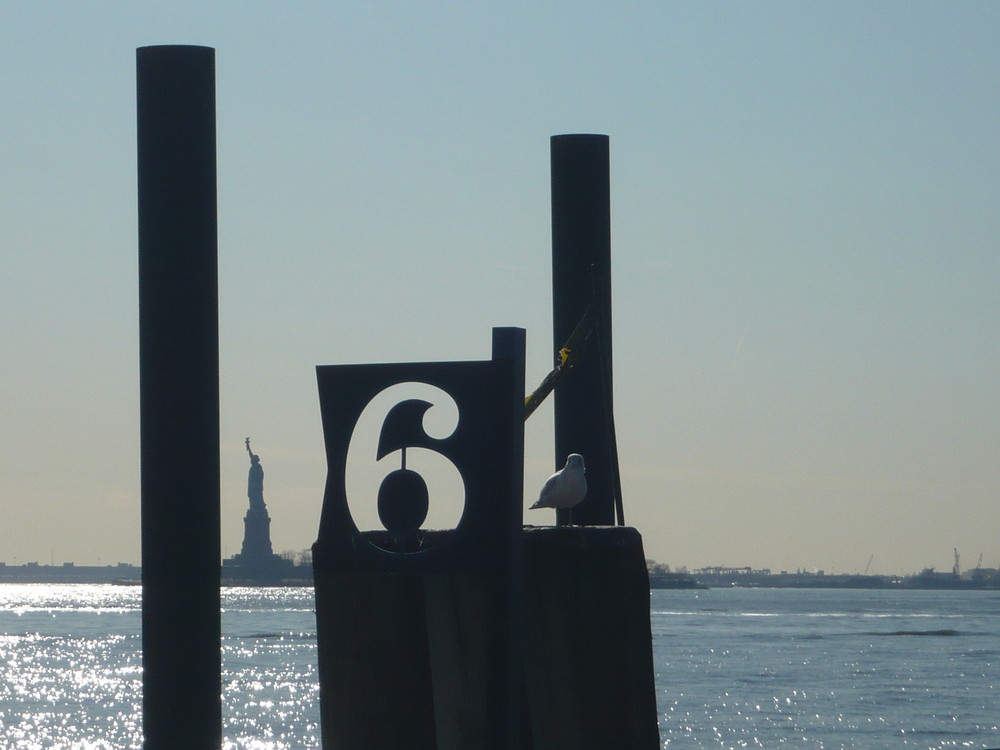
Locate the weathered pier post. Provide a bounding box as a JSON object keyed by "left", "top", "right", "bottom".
{"left": 312, "top": 328, "right": 526, "bottom": 750}
{"left": 522, "top": 525, "right": 658, "bottom": 749}
{"left": 137, "top": 45, "right": 221, "bottom": 749}
{"left": 550, "top": 134, "right": 616, "bottom": 526}
{"left": 520, "top": 134, "right": 658, "bottom": 749}
{"left": 311, "top": 138, "right": 656, "bottom": 749}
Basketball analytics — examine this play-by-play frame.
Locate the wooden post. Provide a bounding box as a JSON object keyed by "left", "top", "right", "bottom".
{"left": 312, "top": 569, "right": 437, "bottom": 748}
{"left": 422, "top": 327, "right": 526, "bottom": 750}
{"left": 550, "top": 134, "right": 616, "bottom": 526}
{"left": 312, "top": 328, "right": 526, "bottom": 750}
{"left": 137, "top": 44, "right": 221, "bottom": 749}
{"left": 522, "top": 526, "right": 659, "bottom": 749}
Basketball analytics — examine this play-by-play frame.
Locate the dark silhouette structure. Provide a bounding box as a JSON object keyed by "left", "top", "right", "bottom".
{"left": 312, "top": 324, "right": 658, "bottom": 749}
{"left": 240, "top": 438, "right": 274, "bottom": 557}
{"left": 246, "top": 437, "right": 265, "bottom": 511}
{"left": 135, "top": 52, "right": 651, "bottom": 746}
{"left": 550, "top": 134, "right": 621, "bottom": 527}
{"left": 313, "top": 328, "right": 526, "bottom": 750}
{"left": 223, "top": 439, "right": 293, "bottom": 580}
{"left": 137, "top": 44, "right": 221, "bottom": 749}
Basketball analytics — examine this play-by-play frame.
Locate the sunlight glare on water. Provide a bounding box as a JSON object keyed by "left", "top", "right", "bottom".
{"left": 0, "top": 586, "right": 143, "bottom": 748}
{"left": 0, "top": 584, "right": 323, "bottom": 749}
{"left": 1, "top": 584, "right": 998, "bottom": 748}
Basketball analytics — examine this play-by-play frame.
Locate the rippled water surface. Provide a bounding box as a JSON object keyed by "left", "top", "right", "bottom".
{"left": 653, "top": 587, "right": 999, "bottom": 748}
{"left": 1, "top": 584, "right": 997, "bottom": 748}
{"left": 0, "top": 586, "right": 318, "bottom": 749}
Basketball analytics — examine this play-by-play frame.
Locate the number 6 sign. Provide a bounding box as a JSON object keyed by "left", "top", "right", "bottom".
{"left": 313, "top": 328, "right": 525, "bottom": 574}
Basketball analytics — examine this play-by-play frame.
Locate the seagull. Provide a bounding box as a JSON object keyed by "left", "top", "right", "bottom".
{"left": 530, "top": 453, "right": 587, "bottom": 511}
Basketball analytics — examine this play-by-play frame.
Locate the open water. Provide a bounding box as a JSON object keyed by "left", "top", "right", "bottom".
{"left": 0, "top": 584, "right": 997, "bottom": 748}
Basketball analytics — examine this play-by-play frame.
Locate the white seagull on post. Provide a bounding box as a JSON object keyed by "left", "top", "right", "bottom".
{"left": 530, "top": 453, "right": 587, "bottom": 512}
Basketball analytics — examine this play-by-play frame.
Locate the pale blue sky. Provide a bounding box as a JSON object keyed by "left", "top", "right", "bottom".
{"left": 2, "top": 3, "right": 998, "bottom": 575}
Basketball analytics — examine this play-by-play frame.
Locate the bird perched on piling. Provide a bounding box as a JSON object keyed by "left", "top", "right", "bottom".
{"left": 530, "top": 453, "right": 587, "bottom": 511}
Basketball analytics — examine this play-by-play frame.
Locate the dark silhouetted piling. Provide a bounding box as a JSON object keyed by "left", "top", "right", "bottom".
{"left": 312, "top": 328, "right": 526, "bottom": 750}
{"left": 522, "top": 526, "right": 659, "bottom": 749}
{"left": 550, "top": 134, "right": 616, "bottom": 526}
{"left": 137, "top": 44, "right": 221, "bottom": 749}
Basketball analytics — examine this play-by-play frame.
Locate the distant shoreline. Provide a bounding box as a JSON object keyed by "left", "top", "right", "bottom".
{"left": 0, "top": 562, "right": 313, "bottom": 586}
{"left": 655, "top": 569, "right": 1000, "bottom": 591}
{"left": 2, "top": 562, "right": 997, "bottom": 590}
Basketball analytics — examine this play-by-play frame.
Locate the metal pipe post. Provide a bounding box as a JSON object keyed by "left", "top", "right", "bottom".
{"left": 137, "top": 45, "right": 221, "bottom": 749}
{"left": 550, "top": 134, "right": 616, "bottom": 526}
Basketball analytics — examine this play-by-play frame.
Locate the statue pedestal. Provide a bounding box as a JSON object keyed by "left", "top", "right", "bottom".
{"left": 240, "top": 506, "right": 274, "bottom": 559}
{"left": 222, "top": 503, "right": 295, "bottom": 583}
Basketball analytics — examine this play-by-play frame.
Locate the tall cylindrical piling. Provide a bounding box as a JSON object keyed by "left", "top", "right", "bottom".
{"left": 550, "top": 134, "right": 615, "bottom": 526}
{"left": 137, "top": 44, "right": 221, "bottom": 749}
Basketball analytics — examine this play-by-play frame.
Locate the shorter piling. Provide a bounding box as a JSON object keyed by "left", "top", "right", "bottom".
{"left": 313, "top": 526, "right": 659, "bottom": 750}
{"left": 313, "top": 567, "right": 436, "bottom": 748}
{"left": 313, "top": 531, "right": 519, "bottom": 750}
{"left": 522, "top": 526, "right": 659, "bottom": 750}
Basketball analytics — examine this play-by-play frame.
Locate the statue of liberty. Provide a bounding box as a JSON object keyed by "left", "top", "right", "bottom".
{"left": 246, "top": 437, "right": 266, "bottom": 511}
{"left": 223, "top": 437, "right": 295, "bottom": 581}
{"left": 238, "top": 437, "right": 274, "bottom": 562}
